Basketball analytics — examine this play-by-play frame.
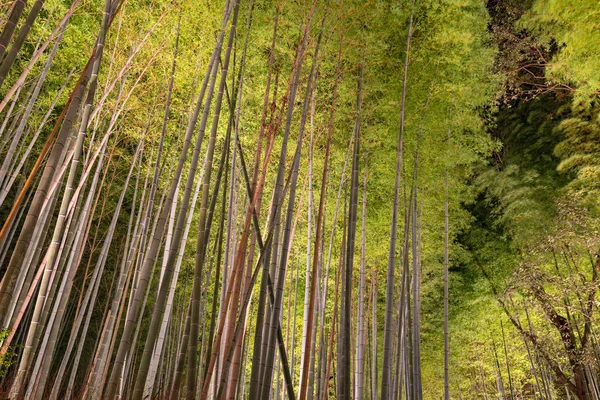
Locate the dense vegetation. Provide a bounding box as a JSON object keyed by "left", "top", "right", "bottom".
{"left": 0, "top": 0, "right": 598, "bottom": 398}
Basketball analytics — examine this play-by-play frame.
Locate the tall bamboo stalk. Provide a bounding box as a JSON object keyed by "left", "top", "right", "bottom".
{"left": 297, "top": 5, "right": 330, "bottom": 399}
{"left": 381, "top": 3, "right": 414, "bottom": 397}
{"left": 0, "top": 0, "right": 26, "bottom": 64}
{"left": 444, "top": 129, "right": 450, "bottom": 400}
{"left": 0, "top": 0, "right": 45, "bottom": 88}
{"left": 355, "top": 152, "right": 368, "bottom": 400}
{"left": 339, "top": 59, "right": 364, "bottom": 400}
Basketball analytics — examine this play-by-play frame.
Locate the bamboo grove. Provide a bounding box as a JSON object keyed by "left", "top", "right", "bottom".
{"left": 0, "top": 0, "right": 599, "bottom": 399}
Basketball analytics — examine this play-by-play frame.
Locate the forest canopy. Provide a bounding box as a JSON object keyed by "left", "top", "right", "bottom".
{"left": 0, "top": 0, "right": 598, "bottom": 399}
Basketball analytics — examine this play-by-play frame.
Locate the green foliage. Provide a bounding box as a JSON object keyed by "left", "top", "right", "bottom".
{"left": 0, "top": 329, "right": 19, "bottom": 379}
{"left": 555, "top": 104, "right": 600, "bottom": 201}
{"left": 449, "top": 0, "right": 600, "bottom": 395}
{"left": 523, "top": 0, "right": 600, "bottom": 102}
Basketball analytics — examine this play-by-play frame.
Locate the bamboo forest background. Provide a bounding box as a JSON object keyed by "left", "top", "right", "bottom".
{"left": 0, "top": 0, "right": 599, "bottom": 398}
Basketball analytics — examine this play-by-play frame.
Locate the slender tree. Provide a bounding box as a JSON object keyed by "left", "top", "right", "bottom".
{"left": 381, "top": 1, "right": 414, "bottom": 396}
{"left": 0, "top": 0, "right": 26, "bottom": 64}
{"left": 0, "top": 0, "right": 45, "bottom": 88}
{"left": 297, "top": 5, "right": 331, "bottom": 399}
{"left": 339, "top": 58, "right": 364, "bottom": 400}
{"left": 355, "top": 152, "right": 368, "bottom": 400}
{"left": 444, "top": 129, "right": 450, "bottom": 400}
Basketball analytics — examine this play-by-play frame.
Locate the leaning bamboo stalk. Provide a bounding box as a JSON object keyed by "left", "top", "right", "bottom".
{"left": 106, "top": 62, "right": 175, "bottom": 395}
{"left": 501, "top": 320, "right": 516, "bottom": 399}
{"left": 291, "top": 254, "right": 300, "bottom": 384}
{"left": 394, "top": 180, "right": 413, "bottom": 400}
{"left": 285, "top": 249, "right": 294, "bottom": 381}
{"left": 170, "top": 300, "right": 193, "bottom": 399}
{"left": 0, "top": 260, "right": 45, "bottom": 359}
{"left": 143, "top": 41, "right": 195, "bottom": 400}
{"left": 317, "top": 131, "right": 351, "bottom": 400}
{"left": 97, "top": 169, "right": 148, "bottom": 399}
{"left": 411, "top": 187, "right": 421, "bottom": 399}
{"left": 410, "top": 88, "right": 432, "bottom": 400}
{"left": 216, "top": 98, "right": 238, "bottom": 394}
{"left": 0, "top": 0, "right": 46, "bottom": 88}
{"left": 300, "top": 109, "right": 315, "bottom": 400}
{"left": 0, "top": 82, "right": 24, "bottom": 145}
{"left": 0, "top": 0, "right": 26, "bottom": 63}
{"left": 306, "top": 89, "right": 321, "bottom": 400}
